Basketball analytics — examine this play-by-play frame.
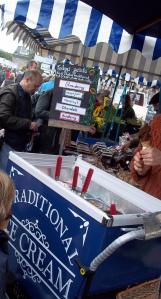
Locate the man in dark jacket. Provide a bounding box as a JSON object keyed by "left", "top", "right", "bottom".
{"left": 0, "top": 70, "right": 42, "bottom": 170}
{"left": 35, "top": 88, "right": 61, "bottom": 154}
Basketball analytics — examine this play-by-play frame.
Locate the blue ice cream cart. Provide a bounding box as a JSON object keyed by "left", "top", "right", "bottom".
{"left": 6, "top": 152, "right": 161, "bottom": 299}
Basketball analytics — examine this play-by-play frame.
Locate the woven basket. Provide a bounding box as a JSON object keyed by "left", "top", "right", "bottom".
{"left": 116, "top": 278, "right": 160, "bottom": 299}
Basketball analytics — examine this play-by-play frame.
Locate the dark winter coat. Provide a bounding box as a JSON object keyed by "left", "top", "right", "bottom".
{"left": 0, "top": 230, "right": 9, "bottom": 299}
{"left": 35, "top": 89, "right": 53, "bottom": 123}
{"left": 123, "top": 106, "right": 136, "bottom": 121}
{"left": 35, "top": 89, "right": 61, "bottom": 154}
{"left": 0, "top": 84, "right": 32, "bottom": 151}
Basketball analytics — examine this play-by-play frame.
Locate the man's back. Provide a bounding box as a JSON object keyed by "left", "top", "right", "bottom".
{"left": 0, "top": 84, "right": 32, "bottom": 151}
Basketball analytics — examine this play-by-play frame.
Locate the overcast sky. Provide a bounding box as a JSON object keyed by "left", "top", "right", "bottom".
{"left": 0, "top": 29, "right": 21, "bottom": 53}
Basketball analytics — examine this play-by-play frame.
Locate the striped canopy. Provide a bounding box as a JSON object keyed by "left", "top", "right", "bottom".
{"left": 1, "top": 0, "right": 161, "bottom": 59}
{"left": 107, "top": 69, "right": 118, "bottom": 78}
{"left": 148, "top": 80, "right": 161, "bottom": 88}
{"left": 134, "top": 76, "right": 147, "bottom": 85}
{"left": 121, "top": 73, "right": 133, "bottom": 82}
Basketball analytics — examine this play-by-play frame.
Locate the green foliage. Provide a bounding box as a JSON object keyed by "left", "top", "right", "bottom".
{"left": 0, "top": 49, "right": 12, "bottom": 61}
{"left": 27, "top": 51, "right": 35, "bottom": 60}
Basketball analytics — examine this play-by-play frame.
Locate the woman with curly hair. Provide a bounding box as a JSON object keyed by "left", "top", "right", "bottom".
{"left": 0, "top": 172, "right": 15, "bottom": 299}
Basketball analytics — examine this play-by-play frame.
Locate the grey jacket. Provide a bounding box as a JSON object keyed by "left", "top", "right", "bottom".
{"left": 34, "top": 89, "right": 60, "bottom": 154}
{"left": 35, "top": 89, "right": 53, "bottom": 123}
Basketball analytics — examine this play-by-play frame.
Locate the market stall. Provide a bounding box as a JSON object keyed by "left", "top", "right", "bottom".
{"left": 1, "top": 1, "right": 161, "bottom": 298}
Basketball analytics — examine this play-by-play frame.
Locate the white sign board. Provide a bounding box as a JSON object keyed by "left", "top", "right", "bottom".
{"left": 41, "top": 63, "right": 51, "bottom": 71}
{"left": 133, "top": 104, "right": 147, "bottom": 120}
{"left": 34, "top": 54, "right": 53, "bottom": 65}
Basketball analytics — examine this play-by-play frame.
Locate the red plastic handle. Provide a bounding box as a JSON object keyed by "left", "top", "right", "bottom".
{"left": 72, "top": 166, "right": 79, "bottom": 190}
{"left": 55, "top": 156, "right": 62, "bottom": 180}
{"left": 81, "top": 168, "right": 94, "bottom": 194}
{"left": 109, "top": 203, "right": 117, "bottom": 215}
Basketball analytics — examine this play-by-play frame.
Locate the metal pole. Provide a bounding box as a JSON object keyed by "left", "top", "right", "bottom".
{"left": 114, "top": 85, "right": 127, "bottom": 142}
{"left": 102, "top": 66, "right": 122, "bottom": 138}
{"left": 111, "top": 65, "right": 123, "bottom": 104}
{"left": 106, "top": 50, "right": 131, "bottom": 141}
{"left": 105, "top": 84, "right": 126, "bottom": 140}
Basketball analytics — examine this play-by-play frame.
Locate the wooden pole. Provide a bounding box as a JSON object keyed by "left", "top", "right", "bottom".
{"left": 59, "top": 128, "right": 67, "bottom": 155}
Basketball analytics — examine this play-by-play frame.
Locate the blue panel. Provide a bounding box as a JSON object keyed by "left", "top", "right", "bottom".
{"left": 109, "top": 22, "right": 123, "bottom": 52}
{"left": 1, "top": 4, "right": 5, "bottom": 19}
{"left": 153, "top": 38, "right": 161, "bottom": 60}
{"left": 147, "top": 81, "right": 152, "bottom": 88}
{"left": 36, "top": 0, "right": 54, "bottom": 29}
{"left": 14, "top": 0, "right": 30, "bottom": 24}
{"left": 59, "top": 0, "right": 78, "bottom": 39}
{"left": 139, "top": 76, "right": 144, "bottom": 83}
{"left": 157, "top": 80, "right": 161, "bottom": 88}
{"left": 112, "top": 70, "right": 117, "bottom": 77}
{"left": 131, "top": 34, "right": 145, "bottom": 52}
{"left": 84, "top": 8, "right": 102, "bottom": 47}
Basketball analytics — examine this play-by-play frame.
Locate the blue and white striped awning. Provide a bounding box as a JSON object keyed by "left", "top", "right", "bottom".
{"left": 1, "top": 0, "right": 161, "bottom": 59}
{"left": 107, "top": 69, "right": 118, "bottom": 78}
{"left": 147, "top": 80, "right": 161, "bottom": 88}
{"left": 134, "top": 76, "right": 147, "bottom": 85}
{"left": 121, "top": 73, "right": 133, "bottom": 82}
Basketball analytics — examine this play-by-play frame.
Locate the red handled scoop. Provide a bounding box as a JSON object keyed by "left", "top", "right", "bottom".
{"left": 109, "top": 203, "right": 117, "bottom": 215}
{"left": 72, "top": 166, "right": 79, "bottom": 190}
{"left": 81, "top": 168, "right": 94, "bottom": 195}
{"left": 55, "top": 156, "right": 62, "bottom": 180}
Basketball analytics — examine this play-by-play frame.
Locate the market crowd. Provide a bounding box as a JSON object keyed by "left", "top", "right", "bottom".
{"left": 0, "top": 60, "right": 161, "bottom": 201}
{"left": 0, "top": 59, "right": 161, "bottom": 298}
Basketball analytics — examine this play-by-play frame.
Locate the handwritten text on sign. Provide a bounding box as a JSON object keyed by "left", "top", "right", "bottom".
{"left": 65, "top": 90, "right": 83, "bottom": 99}
{"left": 59, "top": 80, "right": 90, "bottom": 92}
{"left": 56, "top": 64, "right": 90, "bottom": 82}
{"left": 62, "top": 97, "right": 81, "bottom": 107}
{"left": 60, "top": 113, "right": 80, "bottom": 122}
{"left": 49, "top": 63, "right": 99, "bottom": 127}
{"left": 56, "top": 103, "right": 86, "bottom": 115}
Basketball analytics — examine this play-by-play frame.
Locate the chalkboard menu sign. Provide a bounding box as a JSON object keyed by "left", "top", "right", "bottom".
{"left": 48, "top": 63, "right": 99, "bottom": 131}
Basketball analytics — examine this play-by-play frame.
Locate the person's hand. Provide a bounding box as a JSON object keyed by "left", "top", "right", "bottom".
{"left": 133, "top": 151, "right": 151, "bottom": 176}
{"left": 30, "top": 122, "right": 38, "bottom": 132}
{"left": 141, "top": 147, "right": 161, "bottom": 166}
{"left": 88, "top": 125, "right": 96, "bottom": 135}
{"left": 121, "top": 141, "right": 130, "bottom": 151}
